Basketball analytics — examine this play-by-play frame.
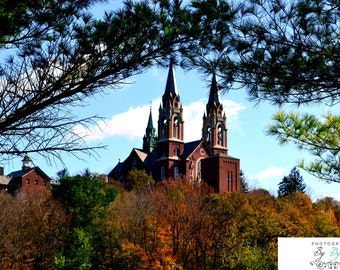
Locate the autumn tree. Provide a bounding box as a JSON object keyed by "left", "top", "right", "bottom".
{"left": 101, "top": 188, "right": 175, "bottom": 269}
{"left": 0, "top": 189, "right": 69, "bottom": 270}
{"left": 151, "top": 179, "right": 212, "bottom": 269}
{"left": 94, "top": 183, "right": 340, "bottom": 269}
{"left": 314, "top": 197, "right": 340, "bottom": 227}
{"left": 278, "top": 167, "right": 306, "bottom": 197}
{"left": 127, "top": 169, "right": 155, "bottom": 191}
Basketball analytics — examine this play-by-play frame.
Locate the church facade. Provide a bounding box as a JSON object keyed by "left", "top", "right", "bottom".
{"left": 108, "top": 64, "right": 240, "bottom": 194}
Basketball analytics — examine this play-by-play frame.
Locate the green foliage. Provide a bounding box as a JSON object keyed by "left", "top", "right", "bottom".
{"left": 268, "top": 112, "right": 340, "bottom": 183}
{"left": 56, "top": 168, "right": 70, "bottom": 180}
{"left": 55, "top": 228, "right": 92, "bottom": 270}
{"left": 230, "top": 0, "right": 339, "bottom": 105}
{"left": 185, "top": 0, "right": 340, "bottom": 185}
{"left": 0, "top": 181, "right": 339, "bottom": 269}
{"left": 127, "top": 169, "right": 155, "bottom": 190}
{"left": 52, "top": 174, "right": 119, "bottom": 228}
{"left": 0, "top": 0, "right": 223, "bottom": 162}
{"left": 278, "top": 167, "right": 306, "bottom": 197}
{"left": 240, "top": 169, "right": 249, "bottom": 193}
{"left": 52, "top": 172, "right": 119, "bottom": 269}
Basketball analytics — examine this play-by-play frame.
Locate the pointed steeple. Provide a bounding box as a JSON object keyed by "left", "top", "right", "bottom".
{"left": 143, "top": 105, "right": 157, "bottom": 154}
{"left": 158, "top": 61, "right": 183, "bottom": 142}
{"left": 162, "top": 61, "right": 178, "bottom": 103}
{"left": 146, "top": 105, "right": 154, "bottom": 131}
{"left": 202, "top": 72, "right": 227, "bottom": 154}
{"left": 207, "top": 72, "right": 221, "bottom": 107}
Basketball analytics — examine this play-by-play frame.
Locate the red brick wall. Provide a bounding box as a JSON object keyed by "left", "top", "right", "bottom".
{"left": 201, "top": 156, "right": 240, "bottom": 194}
{"left": 21, "top": 170, "right": 50, "bottom": 190}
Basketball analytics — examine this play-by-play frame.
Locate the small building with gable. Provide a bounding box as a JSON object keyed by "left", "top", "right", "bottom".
{"left": 6, "top": 155, "right": 51, "bottom": 194}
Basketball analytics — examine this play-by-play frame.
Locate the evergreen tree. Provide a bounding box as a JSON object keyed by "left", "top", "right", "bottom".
{"left": 278, "top": 167, "right": 306, "bottom": 197}
{"left": 267, "top": 112, "right": 340, "bottom": 183}
{"left": 185, "top": 0, "right": 340, "bottom": 184}
{"left": 240, "top": 169, "right": 249, "bottom": 193}
{"left": 0, "top": 0, "right": 237, "bottom": 163}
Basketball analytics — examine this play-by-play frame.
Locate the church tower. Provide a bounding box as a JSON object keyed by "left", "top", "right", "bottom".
{"left": 156, "top": 62, "right": 184, "bottom": 180}
{"left": 202, "top": 73, "right": 228, "bottom": 155}
{"left": 201, "top": 73, "right": 240, "bottom": 193}
{"left": 143, "top": 106, "right": 157, "bottom": 154}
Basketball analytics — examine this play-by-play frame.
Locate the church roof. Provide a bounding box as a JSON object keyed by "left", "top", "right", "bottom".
{"left": 163, "top": 62, "right": 178, "bottom": 99}
{"left": 207, "top": 72, "right": 221, "bottom": 107}
{"left": 0, "top": 175, "right": 11, "bottom": 185}
{"left": 8, "top": 167, "right": 51, "bottom": 180}
{"left": 109, "top": 161, "right": 124, "bottom": 176}
{"left": 108, "top": 148, "right": 149, "bottom": 178}
{"left": 183, "top": 140, "right": 203, "bottom": 159}
{"left": 133, "top": 148, "right": 148, "bottom": 162}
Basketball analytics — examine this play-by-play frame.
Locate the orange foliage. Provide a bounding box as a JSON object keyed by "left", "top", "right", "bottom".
{"left": 0, "top": 189, "right": 69, "bottom": 270}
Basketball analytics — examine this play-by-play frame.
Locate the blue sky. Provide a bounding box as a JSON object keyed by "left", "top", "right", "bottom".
{"left": 7, "top": 65, "right": 337, "bottom": 200}
{"left": 7, "top": 0, "right": 340, "bottom": 200}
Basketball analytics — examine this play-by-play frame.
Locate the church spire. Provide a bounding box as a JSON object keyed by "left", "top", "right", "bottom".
{"left": 146, "top": 105, "right": 154, "bottom": 131}
{"left": 207, "top": 72, "right": 221, "bottom": 107}
{"left": 202, "top": 73, "right": 227, "bottom": 155}
{"left": 156, "top": 61, "right": 184, "bottom": 181}
{"left": 158, "top": 62, "right": 183, "bottom": 141}
{"left": 143, "top": 105, "right": 157, "bottom": 154}
{"left": 162, "top": 61, "right": 178, "bottom": 104}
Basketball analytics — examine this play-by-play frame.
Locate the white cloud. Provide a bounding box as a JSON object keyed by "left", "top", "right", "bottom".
{"left": 73, "top": 98, "right": 160, "bottom": 142}
{"left": 251, "top": 166, "right": 287, "bottom": 181}
{"left": 183, "top": 99, "right": 246, "bottom": 141}
{"left": 246, "top": 166, "right": 287, "bottom": 194}
{"left": 74, "top": 98, "right": 245, "bottom": 143}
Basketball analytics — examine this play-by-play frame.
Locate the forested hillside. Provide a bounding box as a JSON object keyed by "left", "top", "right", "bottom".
{"left": 0, "top": 175, "right": 338, "bottom": 269}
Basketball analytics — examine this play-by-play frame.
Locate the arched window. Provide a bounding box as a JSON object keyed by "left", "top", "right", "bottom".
{"left": 173, "top": 117, "right": 180, "bottom": 138}
{"left": 218, "top": 125, "right": 223, "bottom": 146}
{"left": 174, "top": 167, "right": 179, "bottom": 179}
{"left": 174, "top": 148, "right": 178, "bottom": 156}
{"left": 207, "top": 127, "right": 212, "bottom": 144}
{"left": 161, "top": 118, "right": 167, "bottom": 139}
{"left": 196, "top": 160, "right": 202, "bottom": 182}
{"left": 189, "top": 162, "right": 194, "bottom": 181}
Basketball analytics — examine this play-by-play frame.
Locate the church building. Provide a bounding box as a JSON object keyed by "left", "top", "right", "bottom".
{"left": 108, "top": 64, "right": 240, "bottom": 194}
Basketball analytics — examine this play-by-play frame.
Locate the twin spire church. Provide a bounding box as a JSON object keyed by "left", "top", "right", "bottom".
{"left": 108, "top": 64, "right": 240, "bottom": 193}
